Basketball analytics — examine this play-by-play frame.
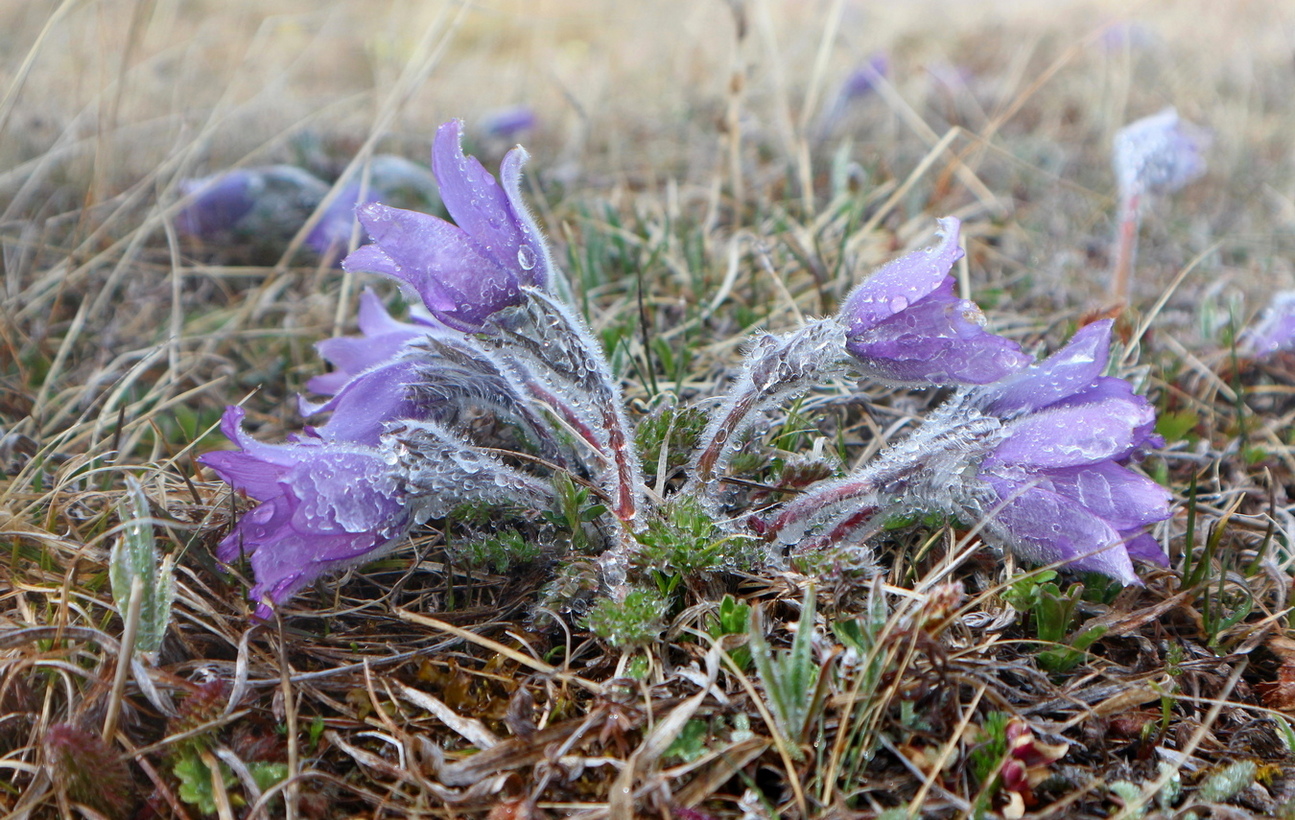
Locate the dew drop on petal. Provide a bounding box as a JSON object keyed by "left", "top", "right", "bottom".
{"left": 517, "top": 246, "right": 537, "bottom": 270}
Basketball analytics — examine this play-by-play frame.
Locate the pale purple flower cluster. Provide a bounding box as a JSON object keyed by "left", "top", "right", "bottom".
{"left": 202, "top": 120, "right": 1173, "bottom": 617}
{"left": 202, "top": 120, "right": 632, "bottom": 615}
{"left": 1113, "top": 108, "right": 1208, "bottom": 202}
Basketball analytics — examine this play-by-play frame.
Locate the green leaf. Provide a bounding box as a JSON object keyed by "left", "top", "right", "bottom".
{"left": 109, "top": 476, "right": 176, "bottom": 659}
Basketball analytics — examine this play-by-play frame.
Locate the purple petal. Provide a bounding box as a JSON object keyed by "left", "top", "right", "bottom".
{"left": 841, "top": 217, "right": 964, "bottom": 331}
{"left": 345, "top": 202, "right": 521, "bottom": 331}
{"left": 308, "top": 291, "right": 431, "bottom": 398}
{"left": 1033, "top": 461, "right": 1172, "bottom": 532}
{"left": 1123, "top": 533, "right": 1170, "bottom": 567}
{"left": 986, "top": 480, "right": 1139, "bottom": 584}
{"left": 306, "top": 359, "right": 422, "bottom": 446}
{"left": 177, "top": 171, "right": 258, "bottom": 236}
{"left": 482, "top": 106, "right": 537, "bottom": 139}
{"left": 433, "top": 120, "right": 548, "bottom": 290}
{"left": 845, "top": 278, "right": 1031, "bottom": 384}
{"left": 987, "top": 396, "right": 1155, "bottom": 469}
{"left": 1239, "top": 291, "right": 1295, "bottom": 359}
{"left": 984, "top": 320, "right": 1114, "bottom": 415}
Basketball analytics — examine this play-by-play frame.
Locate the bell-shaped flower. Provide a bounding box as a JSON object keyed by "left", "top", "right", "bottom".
{"left": 199, "top": 406, "right": 412, "bottom": 618}
{"left": 343, "top": 119, "right": 554, "bottom": 331}
{"left": 176, "top": 165, "right": 328, "bottom": 245}
{"left": 974, "top": 320, "right": 1171, "bottom": 583}
{"left": 838, "top": 218, "right": 1031, "bottom": 385}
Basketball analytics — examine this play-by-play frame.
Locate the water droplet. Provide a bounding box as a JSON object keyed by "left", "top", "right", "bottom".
{"left": 890, "top": 296, "right": 909, "bottom": 312}
{"left": 517, "top": 246, "right": 537, "bottom": 270}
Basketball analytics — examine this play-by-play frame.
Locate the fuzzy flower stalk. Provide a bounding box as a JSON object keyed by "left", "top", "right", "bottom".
{"left": 202, "top": 120, "right": 643, "bottom": 616}
{"left": 1109, "top": 107, "right": 1208, "bottom": 303}
{"left": 761, "top": 320, "right": 1172, "bottom": 584}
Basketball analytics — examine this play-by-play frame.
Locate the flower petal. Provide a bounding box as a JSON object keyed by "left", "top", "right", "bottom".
{"left": 987, "top": 396, "right": 1154, "bottom": 469}
{"left": 846, "top": 278, "right": 1031, "bottom": 384}
{"left": 434, "top": 119, "right": 548, "bottom": 289}
{"left": 986, "top": 480, "right": 1139, "bottom": 584}
{"left": 984, "top": 320, "right": 1114, "bottom": 415}
{"left": 841, "top": 217, "right": 963, "bottom": 331}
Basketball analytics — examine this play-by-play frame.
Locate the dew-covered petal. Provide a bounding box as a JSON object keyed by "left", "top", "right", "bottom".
{"left": 497, "top": 146, "right": 550, "bottom": 290}
{"left": 986, "top": 480, "right": 1139, "bottom": 584}
{"left": 846, "top": 278, "right": 1031, "bottom": 384}
{"left": 305, "top": 359, "right": 421, "bottom": 446}
{"left": 1036, "top": 461, "right": 1172, "bottom": 532}
{"left": 840, "top": 217, "right": 963, "bottom": 331}
{"left": 987, "top": 396, "right": 1154, "bottom": 469}
{"left": 433, "top": 119, "right": 546, "bottom": 289}
{"left": 346, "top": 202, "right": 521, "bottom": 330}
{"left": 984, "top": 320, "right": 1114, "bottom": 416}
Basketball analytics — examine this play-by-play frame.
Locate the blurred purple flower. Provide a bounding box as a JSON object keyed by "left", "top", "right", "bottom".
{"left": 1114, "top": 107, "right": 1208, "bottom": 202}
{"left": 199, "top": 406, "right": 412, "bottom": 618}
{"left": 305, "top": 155, "right": 438, "bottom": 260}
{"left": 177, "top": 165, "right": 328, "bottom": 242}
{"left": 343, "top": 119, "right": 553, "bottom": 331}
{"left": 838, "top": 217, "right": 1032, "bottom": 385}
{"left": 1098, "top": 21, "right": 1159, "bottom": 53}
{"left": 481, "top": 106, "right": 537, "bottom": 139}
{"left": 975, "top": 320, "right": 1171, "bottom": 583}
{"left": 1238, "top": 291, "right": 1295, "bottom": 358}
{"left": 840, "top": 53, "right": 889, "bottom": 100}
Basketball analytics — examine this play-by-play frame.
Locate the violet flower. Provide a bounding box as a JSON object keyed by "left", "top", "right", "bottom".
{"left": 200, "top": 406, "right": 413, "bottom": 618}
{"left": 481, "top": 106, "right": 538, "bottom": 140}
{"left": 974, "top": 320, "right": 1172, "bottom": 582}
{"left": 763, "top": 321, "right": 1170, "bottom": 585}
{"left": 343, "top": 119, "right": 553, "bottom": 331}
{"left": 838, "top": 218, "right": 1031, "bottom": 385}
{"left": 1109, "top": 107, "right": 1208, "bottom": 301}
{"left": 840, "top": 53, "right": 889, "bottom": 100}
{"left": 177, "top": 165, "right": 328, "bottom": 245}
{"left": 1238, "top": 291, "right": 1295, "bottom": 359}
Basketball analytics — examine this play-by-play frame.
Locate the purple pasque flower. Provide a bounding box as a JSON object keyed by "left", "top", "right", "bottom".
{"left": 343, "top": 119, "right": 554, "bottom": 331}
{"left": 840, "top": 52, "right": 889, "bottom": 100}
{"left": 199, "top": 406, "right": 412, "bottom": 619}
{"left": 838, "top": 218, "right": 1032, "bottom": 385}
{"left": 1238, "top": 291, "right": 1295, "bottom": 359}
{"left": 1114, "top": 108, "right": 1208, "bottom": 203}
{"left": 481, "top": 106, "right": 538, "bottom": 139}
{"left": 177, "top": 165, "right": 328, "bottom": 243}
{"left": 305, "top": 155, "right": 438, "bottom": 260}
{"left": 974, "top": 320, "right": 1171, "bottom": 582}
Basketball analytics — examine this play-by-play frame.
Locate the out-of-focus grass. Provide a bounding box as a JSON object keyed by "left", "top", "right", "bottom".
{"left": 5, "top": 1, "right": 1295, "bottom": 817}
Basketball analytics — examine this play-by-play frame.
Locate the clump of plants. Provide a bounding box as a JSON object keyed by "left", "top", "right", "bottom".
{"left": 198, "top": 119, "right": 1172, "bottom": 622}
